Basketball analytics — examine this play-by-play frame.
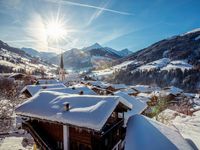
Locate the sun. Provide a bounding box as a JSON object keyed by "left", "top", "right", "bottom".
{"left": 45, "top": 20, "right": 67, "bottom": 41}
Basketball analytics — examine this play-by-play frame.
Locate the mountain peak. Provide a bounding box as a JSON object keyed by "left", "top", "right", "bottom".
{"left": 83, "top": 42, "right": 102, "bottom": 51}
{"left": 93, "top": 42, "right": 102, "bottom": 47}
{"left": 119, "top": 48, "right": 132, "bottom": 56}
{"left": 182, "top": 28, "right": 200, "bottom": 36}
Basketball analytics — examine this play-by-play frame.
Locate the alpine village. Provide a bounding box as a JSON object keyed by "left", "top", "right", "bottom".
{"left": 0, "top": 0, "right": 200, "bottom": 150}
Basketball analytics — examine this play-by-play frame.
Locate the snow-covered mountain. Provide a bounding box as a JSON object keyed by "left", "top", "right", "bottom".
{"left": 0, "top": 40, "right": 57, "bottom": 75}
{"left": 95, "top": 29, "right": 200, "bottom": 92}
{"left": 21, "top": 47, "right": 57, "bottom": 60}
{"left": 119, "top": 28, "right": 200, "bottom": 65}
{"left": 119, "top": 48, "right": 133, "bottom": 57}
{"left": 0, "top": 40, "right": 28, "bottom": 57}
{"left": 82, "top": 43, "right": 132, "bottom": 57}
{"left": 82, "top": 43, "right": 103, "bottom": 51}
{"left": 49, "top": 43, "right": 132, "bottom": 70}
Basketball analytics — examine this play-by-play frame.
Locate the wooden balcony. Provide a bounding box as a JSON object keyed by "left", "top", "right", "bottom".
{"left": 22, "top": 121, "right": 56, "bottom": 150}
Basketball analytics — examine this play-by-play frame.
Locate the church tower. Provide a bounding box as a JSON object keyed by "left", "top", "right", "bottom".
{"left": 59, "top": 53, "right": 65, "bottom": 81}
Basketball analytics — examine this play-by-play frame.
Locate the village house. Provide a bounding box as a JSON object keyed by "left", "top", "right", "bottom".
{"left": 129, "top": 85, "right": 161, "bottom": 95}
{"left": 106, "top": 84, "right": 127, "bottom": 92}
{"left": 119, "top": 88, "right": 138, "bottom": 96}
{"left": 20, "top": 83, "right": 66, "bottom": 98}
{"left": 91, "top": 86, "right": 113, "bottom": 95}
{"left": 114, "top": 91, "right": 147, "bottom": 124}
{"left": 15, "top": 91, "right": 132, "bottom": 150}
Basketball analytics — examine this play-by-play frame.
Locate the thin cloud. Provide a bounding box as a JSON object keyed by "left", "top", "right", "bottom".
{"left": 45, "top": 0, "right": 133, "bottom": 16}
{"left": 87, "top": 0, "right": 111, "bottom": 26}
{"left": 5, "top": 39, "right": 40, "bottom": 43}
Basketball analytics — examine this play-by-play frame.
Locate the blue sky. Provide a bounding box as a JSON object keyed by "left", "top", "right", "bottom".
{"left": 0, "top": 0, "right": 200, "bottom": 53}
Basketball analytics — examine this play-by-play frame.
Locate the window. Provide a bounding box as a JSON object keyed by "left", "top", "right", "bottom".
{"left": 105, "top": 138, "right": 108, "bottom": 146}
{"left": 57, "top": 141, "right": 63, "bottom": 149}
{"left": 118, "top": 113, "right": 123, "bottom": 118}
{"left": 117, "top": 129, "right": 120, "bottom": 136}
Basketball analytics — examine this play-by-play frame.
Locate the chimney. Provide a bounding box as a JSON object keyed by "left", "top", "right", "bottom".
{"left": 79, "top": 91, "right": 84, "bottom": 95}
{"left": 64, "top": 102, "right": 70, "bottom": 111}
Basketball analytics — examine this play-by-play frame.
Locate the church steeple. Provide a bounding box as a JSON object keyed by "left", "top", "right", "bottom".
{"left": 60, "top": 53, "right": 64, "bottom": 69}
{"left": 59, "top": 53, "right": 65, "bottom": 81}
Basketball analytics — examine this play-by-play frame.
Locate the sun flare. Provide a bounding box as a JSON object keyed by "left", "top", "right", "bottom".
{"left": 45, "top": 21, "right": 67, "bottom": 41}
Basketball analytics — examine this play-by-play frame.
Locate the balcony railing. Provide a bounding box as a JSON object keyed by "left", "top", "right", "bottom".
{"left": 22, "top": 121, "right": 53, "bottom": 150}
{"left": 101, "top": 119, "right": 124, "bottom": 136}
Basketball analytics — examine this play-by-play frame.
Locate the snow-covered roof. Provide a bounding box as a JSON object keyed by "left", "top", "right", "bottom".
{"left": 163, "top": 86, "right": 183, "bottom": 95}
{"left": 120, "top": 88, "right": 138, "bottom": 94}
{"left": 16, "top": 91, "right": 132, "bottom": 131}
{"left": 37, "top": 79, "right": 61, "bottom": 85}
{"left": 114, "top": 92, "right": 147, "bottom": 122}
{"left": 109, "top": 84, "right": 127, "bottom": 90}
{"left": 21, "top": 83, "right": 66, "bottom": 96}
{"left": 125, "top": 115, "right": 193, "bottom": 150}
{"left": 40, "top": 86, "right": 96, "bottom": 95}
{"left": 85, "top": 81, "right": 109, "bottom": 88}
{"left": 130, "top": 85, "right": 160, "bottom": 93}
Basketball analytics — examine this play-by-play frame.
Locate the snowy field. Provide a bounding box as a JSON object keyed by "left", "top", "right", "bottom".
{"left": 0, "top": 134, "right": 33, "bottom": 150}
{"left": 157, "top": 109, "right": 200, "bottom": 149}
{"left": 91, "top": 58, "right": 193, "bottom": 80}
{"left": 138, "top": 58, "right": 192, "bottom": 72}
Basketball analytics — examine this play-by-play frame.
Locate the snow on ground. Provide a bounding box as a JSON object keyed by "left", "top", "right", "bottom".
{"left": 173, "top": 111, "right": 200, "bottom": 149}
{"left": 0, "top": 133, "right": 33, "bottom": 150}
{"left": 92, "top": 69, "right": 113, "bottom": 78}
{"left": 195, "top": 35, "right": 200, "bottom": 41}
{"left": 92, "top": 61, "right": 137, "bottom": 79}
{"left": 0, "top": 136, "right": 31, "bottom": 150}
{"left": 0, "top": 60, "right": 17, "bottom": 68}
{"left": 157, "top": 109, "right": 200, "bottom": 149}
{"left": 133, "top": 58, "right": 192, "bottom": 72}
{"left": 161, "top": 60, "right": 192, "bottom": 71}
{"left": 113, "top": 61, "right": 136, "bottom": 70}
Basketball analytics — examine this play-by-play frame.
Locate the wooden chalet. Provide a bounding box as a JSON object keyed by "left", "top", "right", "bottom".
{"left": 91, "top": 86, "right": 113, "bottom": 95}
{"left": 106, "top": 84, "right": 127, "bottom": 92}
{"left": 15, "top": 91, "right": 132, "bottom": 150}
{"left": 20, "top": 83, "right": 66, "bottom": 98}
